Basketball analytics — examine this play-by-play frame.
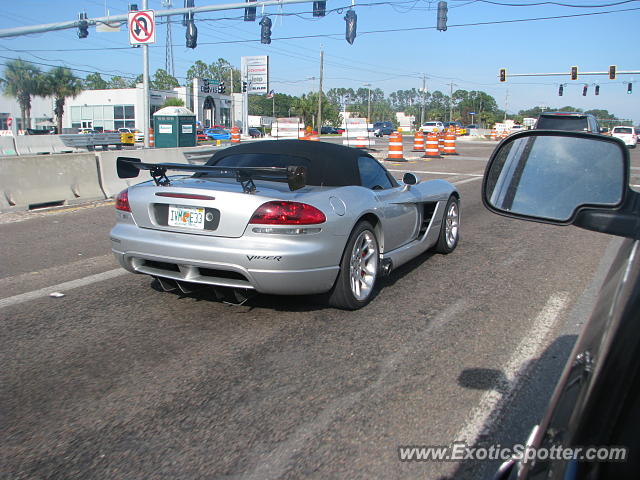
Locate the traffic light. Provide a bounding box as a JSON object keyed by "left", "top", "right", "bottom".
{"left": 182, "top": 0, "right": 194, "bottom": 27}
{"left": 499, "top": 68, "right": 506, "bottom": 82}
{"left": 244, "top": 0, "right": 257, "bottom": 22}
{"left": 570, "top": 66, "right": 578, "bottom": 80}
{"left": 595, "top": 85, "right": 600, "bottom": 96}
{"left": 217, "top": 81, "right": 225, "bottom": 94}
{"left": 558, "top": 84, "right": 563, "bottom": 96}
{"left": 185, "top": 11, "right": 197, "bottom": 48}
{"left": 345, "top": 10, "right": 357, "bottom": 45}
{"left": 437, "top": 1, "right": 448, "bottom": 32}
{"left": 628, "top": 83, "right": 633, "bottom": 94}
{"left": 242, "top": 81, "right": 247, "bottom": 93}
{"left": 582, "top": 85, "right": 588, "bottom": 96}
{"left": 259, "top": 16, "right": 272, "bottom": 44}
{"left": 313, "top": 1, "right": 326, "bottom": 17}
{"left": 77, "top": 12, "right": 89, "bottom": 39}
{"left": 609, "top": 65, "right": 617, "bottom": 80}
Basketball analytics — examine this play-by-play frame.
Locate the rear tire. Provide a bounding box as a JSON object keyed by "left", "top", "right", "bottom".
{"left": 434, "top": 196, "right": 460, "bottom": 254}
{"left": 328, "top": 221, "right": 379, "bottom": 310}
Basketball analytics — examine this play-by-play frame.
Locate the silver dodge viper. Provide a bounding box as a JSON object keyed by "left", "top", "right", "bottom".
{"left": 109, "top": 140, "right": 460, "bottom": 309}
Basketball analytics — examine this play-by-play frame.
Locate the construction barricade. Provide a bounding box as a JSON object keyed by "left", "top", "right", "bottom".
{"left": 385, "top": 132, "right": 406, "bottom": 161}
{"left": 342, "top": 118, "right": 372, "bottom": 149}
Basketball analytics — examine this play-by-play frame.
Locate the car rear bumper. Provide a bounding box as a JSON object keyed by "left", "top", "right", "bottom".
{"left": 110, "top": 223, "right": 341, "bottom": 295}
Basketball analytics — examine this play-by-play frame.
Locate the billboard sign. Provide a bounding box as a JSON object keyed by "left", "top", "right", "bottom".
{"left": 241, "top": 56, "right": 269, "bottom": 94}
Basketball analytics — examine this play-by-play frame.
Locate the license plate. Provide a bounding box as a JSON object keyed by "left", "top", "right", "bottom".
{"left": 168, "top": 205, "right": 205, "bottom": 229}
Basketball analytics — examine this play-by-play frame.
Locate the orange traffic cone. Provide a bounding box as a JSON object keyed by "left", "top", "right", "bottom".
{"left": 385, "top": 132, "right": 406, "bottom": 161}
{"left": 443, "top": 131, "right": 458, "bottom": 155}
{"left": 412, "top": 131, "right": 425, "bottom": 152}
{"left": 231, "top": 126, "right": 241, "bottom": 143}
{"left": 423, "top": 132, "right": 441, "bottom": 158}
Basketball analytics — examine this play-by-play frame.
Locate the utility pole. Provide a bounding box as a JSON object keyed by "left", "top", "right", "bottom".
{"left": 142, "top": 0, "right": 150, "bottom": 148}
{"left": 448, "top": 82, "right": 457, "bottom": 122}
{"left": 504, "top": 87, "right": 509, "bottom": 121}
{"left": 364, "top": 83, "right": 371, "bottom": 123}
{"left": 317, "top": 46, "right": 323, "bottom": 132}
{"left": 420, "top": 74, "right": 427, "bottom": 125}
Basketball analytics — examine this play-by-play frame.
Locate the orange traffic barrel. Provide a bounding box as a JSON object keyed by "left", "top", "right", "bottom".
{"left": 231, "top": 126, "right": 241, "bottom": 143}
{"left": 385, "top": 131, "right": 406, "bottom": 161}
{"left": 149, "top": 128, "right": 154, "bottom": 147}
{"left": 354, "top": 136, "right": 367, "bottom": 148}
{"left": 309, "top": 131, "right": 320, "bottom": 141}
{"left": 438, "top": 132, "right": 445, "bottom": 154}
{"left": 443, "top": 132, "right": 458, "bottom": 155}
{"left": 490, "top": 129, "right": 497, "bottom": 141}
{"left": 412, "top": 131, "right": 425, "bottom": 152}
{"left": 423, "top": 132, "right": 441, "bottom": 158}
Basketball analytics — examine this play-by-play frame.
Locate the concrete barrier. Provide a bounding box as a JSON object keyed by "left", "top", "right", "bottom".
{"left": 97, "top": 146, "right": 219, "bottom": 198}
{"left": 14, "top": 135, "right": 78, "bottom": 155}
{"left": 0, "top": 153, "right": 105, "bottom": 211}
{"left": 0, "top": 136, "right": 17, "bottom": 156}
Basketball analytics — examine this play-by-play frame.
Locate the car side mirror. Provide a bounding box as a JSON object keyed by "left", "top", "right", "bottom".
{"left": 403, "top": 172, "right": 420, "bottom": 186}
{"left": 483, "top": 130, "right": 640, "bottom": 238}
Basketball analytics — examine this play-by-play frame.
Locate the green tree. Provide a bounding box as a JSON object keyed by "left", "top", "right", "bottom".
{"left": 151, "top": 69, "right": 179, "bottom": 90}
{"left": 42, "top": 67, "right": 83, "bottom": 134}
{"left": 107, "top": 75, "right": 135, "bottom": 89}
{"left": 161, "top": 97, "right": 185, "bottom": 107}
{"left": 2, "top": 59, "right": 43, "bottom": 129}
{"left": 249, "top": 92, "right": 296, "bottom": 118}
{"left": 83, "top": 72, "right": 108, "bottom": 89}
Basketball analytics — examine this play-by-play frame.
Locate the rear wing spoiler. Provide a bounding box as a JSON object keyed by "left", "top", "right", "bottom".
{"left": 116, "top": 157, "right": 307, "bottom": 193}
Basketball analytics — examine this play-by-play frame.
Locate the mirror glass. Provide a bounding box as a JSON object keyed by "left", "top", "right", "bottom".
{"left": 485, "top": 135, "right": 624, "bottom": 222}
{"left": 403, "top": 172, "right": 418, "bottom": 185}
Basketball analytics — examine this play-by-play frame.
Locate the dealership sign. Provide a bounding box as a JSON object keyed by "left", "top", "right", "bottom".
{"left": 241, "top": 56, "right": 269, "bottom": 94}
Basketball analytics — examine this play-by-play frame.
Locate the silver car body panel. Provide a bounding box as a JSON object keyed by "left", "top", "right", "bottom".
{"left": 110, "top": 172, "right": 457, "bottom": 295}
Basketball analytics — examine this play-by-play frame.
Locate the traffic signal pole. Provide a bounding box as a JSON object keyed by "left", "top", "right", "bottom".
{"left": 0, "top": 0, "right": 317, "bottom": 38}
{"left": 142, "top": 0, "right": 150, "bottom": 148}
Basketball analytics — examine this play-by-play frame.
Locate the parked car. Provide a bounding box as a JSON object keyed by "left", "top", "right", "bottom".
{"left": 111, "top": 140, "right": 460, "bottom": 310}
{"left": 535, "top": 112, "right": 601, "bottom": 133}
{"left": 320, "top": 126, "right": 339, "bottom": 135}
{"left": 420, "top": 121, "right": 445, "bottom": 133}
{"left": 118, "top": 128, "right": 133, "bottom": 134}
{"left": 248, "top": 127, "right": 264, "bottom": 138}
{"left": 486, "top": 130, "right": 639, "bottom": 480}
{"left": 134, "top": 130, "right": 144, "bottom": 142}
{"left": 372, "top": 121, "right": 394, "bottom": 137}
{"left": 203, "top": 128, "right": 231, "bottom": 140}
{"left": 610, "top": 125, "right": 637, "bottom": 148}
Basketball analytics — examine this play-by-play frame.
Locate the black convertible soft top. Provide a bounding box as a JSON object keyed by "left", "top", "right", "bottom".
{"left": 205, "top": 139, "right": 371, "bottom": 187}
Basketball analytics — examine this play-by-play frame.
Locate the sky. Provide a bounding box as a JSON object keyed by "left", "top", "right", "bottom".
{"left": 0, "top": 0, "right": 639, "bottom": 123}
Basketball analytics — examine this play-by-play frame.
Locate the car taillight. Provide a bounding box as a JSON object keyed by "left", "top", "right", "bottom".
{"left": 115, "top": 188, "right": 131, "bottom": 212}
{"left": 249, "top": 201, "right": 326, "bottom": 225}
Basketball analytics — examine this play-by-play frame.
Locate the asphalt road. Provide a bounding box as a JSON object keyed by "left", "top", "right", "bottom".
{"left": 1, "top": 138, "right": 637, "bottom": 479}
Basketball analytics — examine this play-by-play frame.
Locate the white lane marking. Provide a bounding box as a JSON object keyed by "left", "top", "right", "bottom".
{"left": 388, "top": 169, "right": 484, "bottom": 177}
{"left": 453, "top": 177, "right": 483, "bottom": 185}
{"left": 455, "top": 292, "right": 569, "bottom": 445}
{"left": 0, "top": 268, "right": 126, "bottom": 309}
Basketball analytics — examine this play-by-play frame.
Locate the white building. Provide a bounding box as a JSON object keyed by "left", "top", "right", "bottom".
{"left": 0, "top": 78, "right": 232, "bottom": 133}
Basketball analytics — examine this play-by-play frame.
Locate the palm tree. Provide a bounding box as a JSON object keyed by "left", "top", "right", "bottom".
{"left": 43, "top": 67, "right": 82, "bottom": 134}
{"left": 2, "top": 59, "right": 42, "bottom": 130}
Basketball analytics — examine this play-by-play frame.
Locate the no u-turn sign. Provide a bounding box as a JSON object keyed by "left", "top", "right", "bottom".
{"left": 128, "top": 10, "right": 156, "bottom": 45}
